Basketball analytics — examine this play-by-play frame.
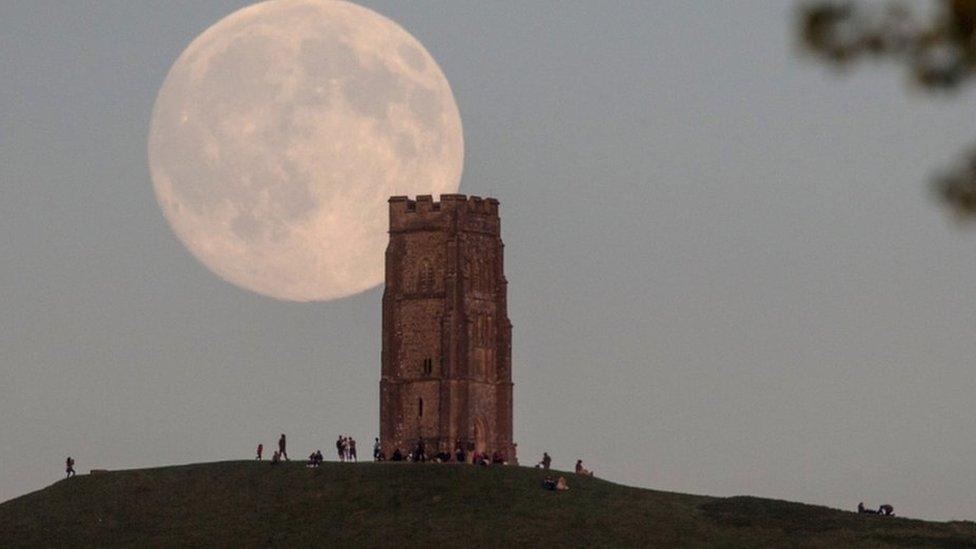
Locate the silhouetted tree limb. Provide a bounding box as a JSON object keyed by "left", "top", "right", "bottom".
{"left": 798, "top": 0, "right": 976, "bottom": 219}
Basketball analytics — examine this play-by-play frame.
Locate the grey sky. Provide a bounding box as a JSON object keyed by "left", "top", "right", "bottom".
{"left": 2, "top": 1, "right": 975, "bottom": 521}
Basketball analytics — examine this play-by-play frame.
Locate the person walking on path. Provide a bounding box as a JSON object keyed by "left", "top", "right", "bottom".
{"left": 65, "top": 457, "right": 75, "bottom": 478}
{"left": 256, "top": 443, "right": 263, "bottom": 460}
{"left": 278, "top": 434, "right": 288, "bottom": 461}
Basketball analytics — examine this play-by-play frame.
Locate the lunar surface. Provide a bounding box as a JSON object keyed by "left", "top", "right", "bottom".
{"left": 148, "top": 0, "right": 463, "bottom": 301}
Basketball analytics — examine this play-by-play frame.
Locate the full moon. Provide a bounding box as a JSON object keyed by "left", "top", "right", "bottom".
{"left": 148, "top": 0, "right": 463, "bottom": 301}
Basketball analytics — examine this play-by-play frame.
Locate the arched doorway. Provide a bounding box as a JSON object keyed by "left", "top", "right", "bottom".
{"left": 473, "top": 416, "right": 489, "bottom": 458}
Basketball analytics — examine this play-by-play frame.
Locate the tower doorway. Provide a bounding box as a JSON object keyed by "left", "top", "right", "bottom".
{"left": 474, "top": 416, "right": 488, "bottom": 458}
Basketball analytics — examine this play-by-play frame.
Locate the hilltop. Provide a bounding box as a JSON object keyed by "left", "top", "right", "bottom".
{"left": 1, "top": 461, "right": 974, "bottom": 547}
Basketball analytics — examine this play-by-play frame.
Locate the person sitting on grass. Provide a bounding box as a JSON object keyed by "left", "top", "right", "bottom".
{"left": 542, "top": 477, "right": 557, "bottom": 491}
{"left": 575, "top": 459, "right": 593, "bottom": 477}
{"left": 271, "top": 451, "right": 281, "bottom": 465}
{"left": 858, "top": 502, "right": 878, "bottom": 515}
{"left": 391, "top": 448, "right": 403, "bottom": 462}
{"left": 879, "top": 504, "right": 894, "bottom": 516}
{"left": 556, "top": 476, "right": 570, "bottom": 491}
{"left": 455, "top": 446, "right": 466, "bottom": 463}
{"left": 307, "top": 450, "right": 324, "bottom": 468}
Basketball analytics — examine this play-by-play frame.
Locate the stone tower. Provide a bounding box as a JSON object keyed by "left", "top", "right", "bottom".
{"left": 380, "top": 194, "right": 515, "bottom": 463}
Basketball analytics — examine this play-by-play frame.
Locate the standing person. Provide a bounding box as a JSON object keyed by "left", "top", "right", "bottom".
{"left": 373, "top": 437, "right": 381, "bottom": 461}
{"left": 65, "top": 457, "right": 75, "bottom": 478}
{"left": 256, "top": 443, "right": 263, "bottom": 460}
{"left": 540, "top": 452, "right": 551, "bottom": 470}
{"left": 278, "top": 434, "right": 288, "bottom": 461}
{"left": 336, "top": 436, "right": 344, "bottom": 462}
{"left": 349, "top": 438, "right": 357, "bottom": 462}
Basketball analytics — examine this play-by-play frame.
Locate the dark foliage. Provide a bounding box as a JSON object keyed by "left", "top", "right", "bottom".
{"left": 798, "top": 0, "right": 976, "bottom": 218}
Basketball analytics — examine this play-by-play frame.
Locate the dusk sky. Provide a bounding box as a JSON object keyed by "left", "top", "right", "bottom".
{"left": 2, "top": 1, "right": 975, "bottom": 521}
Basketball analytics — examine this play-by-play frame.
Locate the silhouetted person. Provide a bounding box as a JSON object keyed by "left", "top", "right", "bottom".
{"left": 455, "top": 446, "right": 466, "bottom": 463}
{"left": 271, "top": 451, "right": 281, "bottom": 465}
{"left": 373, "top": 438, "right": 381, "bottom": 460}
{"left": 65, "top": 457, "right": 75, "bottom": 478}
{"left": 879, "top": 504, "right": 894, "bottom": 516}
{"left": 575, "top": 459, "right": 593, "bottom": 477}
{"left": 278, "top": 434, "right": 288, "bottom": 461}
{"left": 336, "top": 436, "right": 344, "bottom": 462}
{"left": 392, "top": 448, "right": 403, "bottom": 461}
{"left": 858, "top": 502, "right": 878, "bottom": 515}
{"left": 540, "top": 452, "right": 551, "bottom": 470}
{"left": 256, "top": 443, "right": 263, "bottom": 460}
{"left": 349, "top": 438, "right": 357, "bottom": 462}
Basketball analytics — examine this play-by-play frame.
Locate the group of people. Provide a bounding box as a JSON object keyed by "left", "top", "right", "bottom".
{"left": 258, "top": 434, "right": 364, "bottom": 465}
{"left": 375, "top": 438, "right": 428, "bottom": 462}
{"left": 306, "top": 450, "right": 325, "bottom": 467}
{"left": 858, "top": 502, "right": 895, "bottom": 516}
{"left": 534, "top": 452, "right": 594, "bottom": 479}
{"left": 336, "top": 436, "right": 358, "bottom": 462}
{"left": 542, "top": 476, "right": 570, "bottom": 491}
{"left": 374, "top": 438, "right": 513, "bottom": 466}
{"left": 256, "top": 434, "right": 290, "bottom": 463}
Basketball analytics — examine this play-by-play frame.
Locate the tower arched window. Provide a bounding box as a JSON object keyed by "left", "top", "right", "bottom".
{"left": 423, "top": 357, "right": 433, "bottom": 376}
{"left": 418, "top": 398, "right": 424, "bottom": 417}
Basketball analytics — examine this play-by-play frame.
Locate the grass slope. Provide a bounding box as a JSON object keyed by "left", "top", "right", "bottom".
{"left": 1, "top": 461, "right": 974, "bottom": 547}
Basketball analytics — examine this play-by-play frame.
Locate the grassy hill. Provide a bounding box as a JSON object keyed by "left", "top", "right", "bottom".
{"left": 1, "top": 461, "right": 974, "bottom": 547}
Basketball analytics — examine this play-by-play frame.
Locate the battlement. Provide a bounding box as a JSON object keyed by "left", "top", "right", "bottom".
{"left": 389, "top": 194, "right": 500, "bottom": 218}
